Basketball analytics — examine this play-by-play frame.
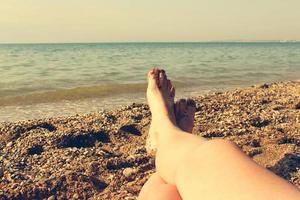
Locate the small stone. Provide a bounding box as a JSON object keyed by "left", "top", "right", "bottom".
{"left": 119, "top": 124, "right": 141, "bottom": 136}
{"left": 87, "top": 161, "right": 99, "bottom": 176}
{"left": 6, "top": 141, "right": 13, "bottom": 147}
{"left": 0, "top": 166, "right": 3, "bottom": 178}
{"left": 295, "top": 103, "right": 300, "bottom": 109}
{"left": 47, "top": 195, "right": 56, "bottom": 200}
{"left": 276, "top": 127, "right": 285, "bottom": 133}
{"left": 249, "top": 139, "right": 260, "bottom": 147}
{"left": 122, "top": 168, "right": 136, "bottom": 178}
{"left": 260, "top": 83, "right": 271, "bottom": 89}
{"left": 73, "top": 193, "right": 79, "bottom": 199}
{"left": 261, "top": 98, "right": 271, "bottom": 104}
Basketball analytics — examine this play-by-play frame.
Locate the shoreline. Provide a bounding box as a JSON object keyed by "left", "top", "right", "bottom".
{"left": 0, "top": 80, "right": 299, "bottom": 199}
{"left": 1, "top": 79, "right": 299, "bottom": 122}
{"left": 0, "top": 83, "right": 232, "bottom": 122}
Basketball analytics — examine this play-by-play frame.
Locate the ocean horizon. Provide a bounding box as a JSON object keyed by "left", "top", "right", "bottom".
{"left": 1, "top": 42, "right": 300, "bottom": 121}
{"left": 1, "top": 40, "right": 300, "bottom": 44}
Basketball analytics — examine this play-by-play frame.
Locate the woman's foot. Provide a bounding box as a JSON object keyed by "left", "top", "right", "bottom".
{"left": 146, "top": 98, "right": 196, "bottom": 156}
{"left": 145, "top": 68, "right": 196, "bottom": 156}
{"left": 146, "top": 68, "right": 176, "bottom": 156}
{"left": 146, "top": 68, "right": 176, "bottom": 123}
{"left": 175, "top": 99, "right": 196, "bottom": 133}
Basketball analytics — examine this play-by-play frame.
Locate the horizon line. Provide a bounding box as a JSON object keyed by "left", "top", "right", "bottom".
{"left": 0, "top": 40, "right": 299, "bottom": 45}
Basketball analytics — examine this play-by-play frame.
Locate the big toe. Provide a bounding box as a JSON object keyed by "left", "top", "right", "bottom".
{"left": 147, "top": 68, "right": 159, "bottom": 90}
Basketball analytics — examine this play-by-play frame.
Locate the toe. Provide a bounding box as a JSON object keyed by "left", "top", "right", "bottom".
{"left": 186, "top": 98, "right": 196, "bottom": 107}
{"left": 167, "top": 79, "right": 171, "bottom": 90}
{"left": 175, "top": 100, "right": 180, "bottom": 117}
{"left": 170, "top": 86, "right": 175, "bottom": 98}
{"left": 186, "top": 99, "right": 196, "bottom": 114}
{"left": 169, "top": 79, "right": 175, "bottom": 96}
{"left": 167, "top": 79, "right": 175, "bottom": 97}
{"left": 153, "top": 68, "right": 160, "bottom": 81}
{"left": 159, "top": 70, "right": 168, "bottom": 89}
{"left": 179, "top": 99, "right": 188, "bottom": 113}
{"left": 147, "top": 68, "right": 155, "bottom": 78}
{"left": 147, "top": 68, "right": 159, "bottom": 89}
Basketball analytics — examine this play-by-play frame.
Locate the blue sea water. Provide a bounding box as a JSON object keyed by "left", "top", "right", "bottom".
{"left": 0, "top": 42, "right": 300, "bottom": 121}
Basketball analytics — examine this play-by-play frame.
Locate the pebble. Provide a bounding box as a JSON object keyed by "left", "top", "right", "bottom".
{"left": 0, "top": 81, "right": 299, "bottom": 199}
{"left": 0, "top": 166, "right": 3, "bottom": 178}
{"left": 6, "top": 142, "right": 13, "bottom": 147}
{"left": 123, "top": 168, "right": 136, "bottom": 178}
{"left": 73, "top": 193, "right": 79, "bottom": 199}
{"left": 47, "top": 195, "right": 56, "bottom": 200}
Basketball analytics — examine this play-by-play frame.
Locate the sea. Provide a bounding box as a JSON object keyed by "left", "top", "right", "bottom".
{"left": 0, "top": 42, "right": 300, "bottom": 121}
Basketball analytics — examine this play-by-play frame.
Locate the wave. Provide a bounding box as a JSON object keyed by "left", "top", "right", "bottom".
{"left": 0, "top": 82, "right": 184, "bottom": 106}
{"left": 0, "top": 83, "right": 147, "bottom": 106}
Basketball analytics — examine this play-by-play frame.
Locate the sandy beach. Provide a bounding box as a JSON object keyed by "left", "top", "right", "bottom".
{"left": 0, "top": 81, "right": 299, "bottom": 199}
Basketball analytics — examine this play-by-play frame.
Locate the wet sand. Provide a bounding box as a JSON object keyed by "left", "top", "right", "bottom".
{"left": 0, "top": 81, "right": 299, "bottom": 199}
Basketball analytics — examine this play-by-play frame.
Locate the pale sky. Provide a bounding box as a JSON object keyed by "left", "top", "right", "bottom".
{"left": 1, "top": 0, "right": 300, "bottom": 43}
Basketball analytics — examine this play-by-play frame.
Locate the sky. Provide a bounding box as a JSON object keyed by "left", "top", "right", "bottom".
{"left": 0, "top": 0, "right": 300, "bottom": 43}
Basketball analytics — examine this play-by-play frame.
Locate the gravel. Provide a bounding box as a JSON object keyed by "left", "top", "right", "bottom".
{"left": 0, "top": 80, "right": 299, "bottom": 199}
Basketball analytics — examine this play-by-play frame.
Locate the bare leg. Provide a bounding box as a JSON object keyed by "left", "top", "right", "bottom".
{"left": 147, "top": 68, "right": 300, "bottom": 200}
{"left": 140, "top": 98, "right": 196, "bottom": 200}
{"left": 146, "top": 68, "right": 206, "bottom": 183}
{"left": 138, "top": 173, "right": 181, "bottom": 200}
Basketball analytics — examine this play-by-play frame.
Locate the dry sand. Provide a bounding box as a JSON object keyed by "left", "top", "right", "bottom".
{"left": 0, "top": 81, "right": 299, "bottom": 199}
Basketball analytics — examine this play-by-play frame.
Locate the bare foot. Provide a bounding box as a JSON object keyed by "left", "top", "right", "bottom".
{"left": 147, "top": 68, "right": 176, "bottom": 121}
{"left": 146, "top": 68, "right": 176, "bottom": 156}
{"left": 174, "top": 98, "right": 196, "bottom": 133}
{"left": 145, "top": 68, "right": 196, "bottom": 156}
{"left": 146, "top": 98, "right": 196, "bottom": 156}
